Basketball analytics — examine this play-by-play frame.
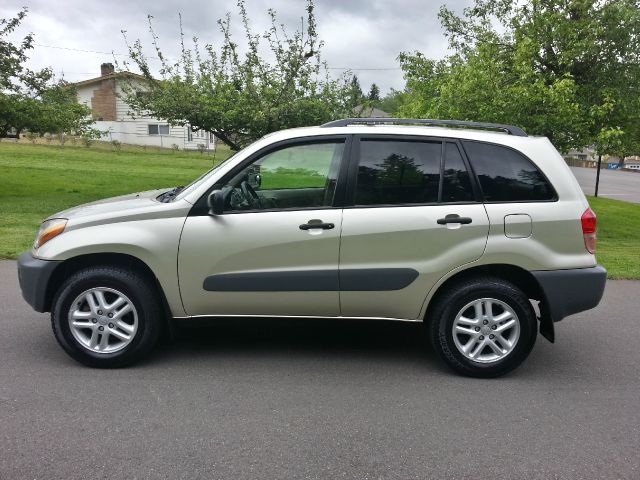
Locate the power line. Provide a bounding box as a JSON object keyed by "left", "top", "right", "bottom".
{"left": 34, "top": 43, "right": 402, "bottom": 71}
{"left": 327, "top": 67, "right": 401, "bottom": 71}
{"left": 60, "top": 72, "right": 103, "bottom": 75}
{"left": 35, "top": 43, "right": 128, "bottom": 56}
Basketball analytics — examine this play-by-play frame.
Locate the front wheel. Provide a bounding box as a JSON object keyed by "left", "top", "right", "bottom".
{"left": 51, "top": 266, "right": 163, "bottom": 367}
{"left": 429, "top": 277, "right": 537, "bottom": 378}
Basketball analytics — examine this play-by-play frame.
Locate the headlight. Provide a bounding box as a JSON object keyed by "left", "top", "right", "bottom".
{"left": 35, "top": 219, "right": 68, "bottom": 249}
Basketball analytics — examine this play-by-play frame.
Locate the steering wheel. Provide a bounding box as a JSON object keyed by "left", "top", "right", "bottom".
{"left": 239, "top": 180, "right": 261, "bottom": 209}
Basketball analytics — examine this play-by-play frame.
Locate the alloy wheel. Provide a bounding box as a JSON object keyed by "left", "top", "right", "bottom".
{"left": 67, "top": 287, "right": 139, "bottom": 354}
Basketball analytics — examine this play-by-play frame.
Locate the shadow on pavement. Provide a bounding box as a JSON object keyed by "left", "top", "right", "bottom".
{"left": 147, "top": 317, "right": 443, "bottom": 369}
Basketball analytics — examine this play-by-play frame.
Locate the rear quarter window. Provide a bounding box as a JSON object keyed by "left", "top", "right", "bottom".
{"left": 462, "top": 141, "right": 556, "bottom": 202}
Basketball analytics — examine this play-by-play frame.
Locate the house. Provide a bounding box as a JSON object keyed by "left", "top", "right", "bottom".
{"left": 624, "top": 156, "right": 640, "bottom": 171}
{"left": 72, "top": 63, "right": 215, "bottom": 150}
{"left": 563, "top": 147, "right": 598, "bottom": 167}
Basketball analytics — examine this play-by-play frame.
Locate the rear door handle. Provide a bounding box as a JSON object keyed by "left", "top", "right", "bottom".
{"left": 299, "top": 220, "right": 335, "bottom": 230}
{"left": 437, "top": 214, "right": 473, "bottom": 225}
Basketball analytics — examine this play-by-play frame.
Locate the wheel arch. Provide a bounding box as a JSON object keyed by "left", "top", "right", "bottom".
{"left": 423, "top": 263, "right": 554, "bottom": 342}
{"left": 44, "top": 253, "right": 172, "bottom": 322}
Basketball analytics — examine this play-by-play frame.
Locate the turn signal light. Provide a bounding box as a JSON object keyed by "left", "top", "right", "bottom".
{"left": 35, "top": 219, "right": 67, "bottom": 249}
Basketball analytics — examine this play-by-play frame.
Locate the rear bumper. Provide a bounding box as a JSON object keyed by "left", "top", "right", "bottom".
{"left": 17, "top": 252, "right": 62, "bottom": 313}
{"left": 532, "top": 265, "right": 607, "bottom": 322}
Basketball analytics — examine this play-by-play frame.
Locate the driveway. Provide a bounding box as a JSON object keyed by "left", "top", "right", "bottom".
{"left": 1, "top": 259, "right": 639, "bottom": 479}
{"left": 570, "top": 166, "right": 640, "bottom": 203}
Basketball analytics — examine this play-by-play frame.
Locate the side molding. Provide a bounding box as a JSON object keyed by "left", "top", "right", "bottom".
{"left": 203, "top": 268, "right": 419, "bottom": 292}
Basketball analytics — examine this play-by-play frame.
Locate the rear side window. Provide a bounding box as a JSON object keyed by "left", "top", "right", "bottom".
{"left": 355, "top": 140, "right": 441, "bottom": 205}
{"left": 462, "top": 141, "right": 556, "bottom": 202}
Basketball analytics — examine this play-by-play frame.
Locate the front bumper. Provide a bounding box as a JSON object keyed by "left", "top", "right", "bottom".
{"left": 17, "top": 252, "right": 62, "bottom": 313}
{"left": 532, "top": 265, "right": 607, "bottom": 322}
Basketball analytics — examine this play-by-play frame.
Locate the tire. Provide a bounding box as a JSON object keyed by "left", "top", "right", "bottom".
{"left": 51, "top": 266, "right": 163, "bottom": 368}
{"left": 428, "top": 276, "right": 537, "bottom": 378}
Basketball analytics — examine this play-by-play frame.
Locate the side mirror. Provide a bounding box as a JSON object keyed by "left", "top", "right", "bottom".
{"left": 207, "top": 190, "right": 225, "bottom": 215}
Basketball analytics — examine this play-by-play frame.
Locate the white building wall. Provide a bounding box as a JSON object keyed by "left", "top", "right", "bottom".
{"left": 114, "top": 83, "right": 135, "bottom": 121}
{"left": 95, "top": 120, "right": 216, "bottom": 150}
{"left": 76, "top": 85, "right": 94, "bottom": 108}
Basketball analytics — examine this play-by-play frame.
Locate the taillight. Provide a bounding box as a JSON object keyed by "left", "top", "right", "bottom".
{"left": 581, "top": 208, "right": 597, "bottom": 254}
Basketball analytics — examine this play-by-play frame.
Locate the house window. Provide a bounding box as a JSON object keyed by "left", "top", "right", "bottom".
{"left": 187, "top": 125, "right": 193, "bottom": 142}
{"left": 148, "top": 124, "right": 170, "bottom": 136}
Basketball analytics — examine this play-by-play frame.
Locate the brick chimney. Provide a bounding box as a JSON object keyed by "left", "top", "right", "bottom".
{"left": 92, "top": 64, "right": 117, "bottom": 120}
{"left": 100, "top": 63, "right": 115, "bottom": 76}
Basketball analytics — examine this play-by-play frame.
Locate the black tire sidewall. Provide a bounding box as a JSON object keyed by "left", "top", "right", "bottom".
{"left": 431, "top": 279, "right": 537, "bottom": 377}
{"left": 52, "top": 268, "right": 161, "bottom": 367}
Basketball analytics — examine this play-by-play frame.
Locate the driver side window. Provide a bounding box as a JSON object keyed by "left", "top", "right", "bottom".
{"left": 223, "top": 141, "right": 345, "bottom": 212}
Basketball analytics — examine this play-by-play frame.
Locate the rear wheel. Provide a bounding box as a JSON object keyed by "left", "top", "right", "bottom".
{"left": 51, "top": 266, "right": 162, "bottom": 367}
{"left": 429, "top": 277, "right": 537, "bottom": 377}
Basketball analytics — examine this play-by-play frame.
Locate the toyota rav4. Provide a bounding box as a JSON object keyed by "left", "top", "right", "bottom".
{"left": 17, "top": 118, "right": 607, "bottom": 377}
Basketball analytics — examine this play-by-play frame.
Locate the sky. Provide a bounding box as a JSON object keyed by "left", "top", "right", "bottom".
{"left": 2, "top": 0, "right": 472, "bottom": 95}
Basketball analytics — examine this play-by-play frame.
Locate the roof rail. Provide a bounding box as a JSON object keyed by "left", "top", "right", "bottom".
{"left": 320, "top": 118, "right": 528, "bottom": 137}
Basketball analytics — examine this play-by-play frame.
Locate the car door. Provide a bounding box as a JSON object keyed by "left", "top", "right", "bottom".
{"left": 338, "top": 136, "right": 490, "bottom": 320}
{"left": 178, "top": 137, "right": 349, "bottom": 317}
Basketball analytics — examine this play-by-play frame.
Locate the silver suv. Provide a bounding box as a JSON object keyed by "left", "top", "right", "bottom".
{"left": 17, "top": 118, "right": 606, "bottom": 377}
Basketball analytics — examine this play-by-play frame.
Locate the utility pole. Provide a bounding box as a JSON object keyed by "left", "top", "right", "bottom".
{"left": 595, "top": 154, "right": 602, "bottom": 197}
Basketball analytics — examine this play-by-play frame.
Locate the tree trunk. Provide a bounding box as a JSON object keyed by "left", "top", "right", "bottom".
{"left": 213, "top": 130, "right": 241, "bottom": 151}
{"left": 595, "top": 154, "right": 602, "bottom": 197}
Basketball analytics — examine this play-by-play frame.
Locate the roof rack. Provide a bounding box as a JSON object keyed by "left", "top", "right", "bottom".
{"left": 320, "top": 118, "right": 528, "bottom": 137}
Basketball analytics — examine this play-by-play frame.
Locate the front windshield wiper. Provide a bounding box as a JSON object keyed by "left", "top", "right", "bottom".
{"left": 159, "top": 186, "right": 185, "bottom": 203}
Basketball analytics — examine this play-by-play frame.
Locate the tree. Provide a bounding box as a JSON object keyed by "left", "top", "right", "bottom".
{"left": 346, "top": 75, "right": 364, "bottom": 109}
{"left": 0, "top": 8, "right": 52, "bottom": 96}
{"left": 367, "top": 83, "right": 380, "bottom": 101}
{"left": 0, "top": 9, "right": 95, "bottom": 138}
{"left": 122, "top": 1, "right": 352, "bottom": 150}
{"left": 31, "top": 83, "right": 98, "bottom": 139}
{"left": 377, "top": 89, "right": 406, "bottom": 116}
{"left": 399, "top": 0, "right": 640, "bottom": 155}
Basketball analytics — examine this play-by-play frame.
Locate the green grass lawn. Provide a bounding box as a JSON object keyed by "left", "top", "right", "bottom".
{"left": 0, "top": 141, "right": 230, "bottom": 258}
{"left": 1, "top": 142, "right": 638, "bottom": 279}
{"left": 587, "top": 195, "right": 640, "bottom": 279}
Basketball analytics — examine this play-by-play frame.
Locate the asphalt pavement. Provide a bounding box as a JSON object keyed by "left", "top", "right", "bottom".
{"left": 570, "top": 166, "right": 640, "bottom": 203}
{"left": 1, "top": 259, "right": 639, "bottom": 479}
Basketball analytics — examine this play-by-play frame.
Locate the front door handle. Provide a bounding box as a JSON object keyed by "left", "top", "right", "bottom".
{"left": 299, "top": 219, "right": 335, "bottom": 230}
{"left": 437, "top": 214, "right": 473, "bottom": 225}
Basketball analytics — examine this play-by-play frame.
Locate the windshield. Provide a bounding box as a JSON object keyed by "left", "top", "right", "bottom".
{"left": 174, "top": 152, "right": 240, "bottom": 201}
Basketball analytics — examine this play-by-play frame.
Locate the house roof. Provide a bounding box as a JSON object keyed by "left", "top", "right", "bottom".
{"left": 69, "top": 71, "right": 147, "bottom": 88}
{"left": 352, "top": 105, "right": 391, "bottom": 118}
